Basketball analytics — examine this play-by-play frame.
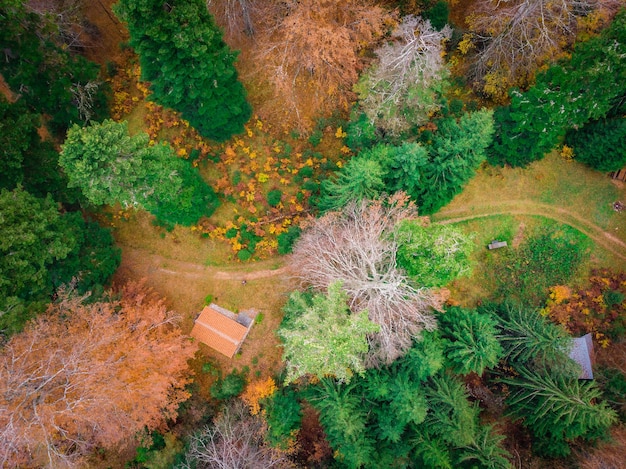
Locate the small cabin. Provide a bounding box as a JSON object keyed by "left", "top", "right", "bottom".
{"left": 191, "top": 304, "right": 255, "bottom": 358}
{"left": 569, "top": 333, "right": 595, "bottom": 380}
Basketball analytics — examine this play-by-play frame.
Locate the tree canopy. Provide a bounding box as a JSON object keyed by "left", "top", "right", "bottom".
{"left": 0, "top": 187, "right": 119, "bottom": 334}
{"left": 59, "top": 119, "right": 219, "bottom": 225}
{"left": 114, "top": 0, "right": 251, "bottom": 141}
{"left": 291, "top": 194, "right": 440, "bottom": 366}
{"left": 0, "top": 282, "right": 197, "bottom": 468}
{"left": 278, "top": 282, "right": 379, "bottom": 384}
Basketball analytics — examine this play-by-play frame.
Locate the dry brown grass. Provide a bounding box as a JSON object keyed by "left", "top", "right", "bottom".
{"left": 576, "top": 425, "right": 626, "bottom": 469}
{"left": 112, "top": 240, "right": 294, "bottom": 379}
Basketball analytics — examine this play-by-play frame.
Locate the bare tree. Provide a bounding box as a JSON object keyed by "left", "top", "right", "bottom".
{"left": 291, "top": 193, "right": 441, "bottom": 367}
{"left": 179, "top": 400, "right": 294, "bottom": 469}
{"left": 357, "top": 16, "right": 452, "bottom": 136}
{"left": 70, "top": 80, "right": 100, "bottom": 122}
{"left": 207, "top": 0, "right": 259, "bottom": 41}
{"left": 26, "top": 0, "right": 88, "bottom": 52}
{"left": 467, "top": 0, "right": 598, "bottom": 99}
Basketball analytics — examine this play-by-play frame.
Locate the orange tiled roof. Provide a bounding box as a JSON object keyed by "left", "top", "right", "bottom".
{"left": 191, "top": 306, "right": 248, "bottom": 358}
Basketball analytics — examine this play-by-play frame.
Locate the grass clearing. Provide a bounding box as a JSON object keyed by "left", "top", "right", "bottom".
{"left": 446, "top": 214, "right": 621, "bottom": 308}
{"left": 436, "top": 153, "right": 625, "bottom": 237}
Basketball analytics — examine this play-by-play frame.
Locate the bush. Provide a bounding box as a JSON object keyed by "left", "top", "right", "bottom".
{"left": 267, "top": 189, "right": 282, "bottom": 207}
{"left": 277, "top": 226, "right": 301, "bottom": 255}
{"left": 308, "top": 129, "right": 323, "bottom": 147}
{"left": 210, "top": 369, "right": 247, "bottom": 400}
{"left": 237, "top": 249, "right": 252, "bottom": 262}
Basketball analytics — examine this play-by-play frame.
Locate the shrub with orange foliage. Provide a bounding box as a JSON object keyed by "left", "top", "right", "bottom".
{"left": 241, "top": 377, "right": 278, "bottom": 415}
{"left": 0, "top": 282, "right": 197, "bottom": 468}
{"left": 544, "top": 269, "right": 626, "bottom": 345}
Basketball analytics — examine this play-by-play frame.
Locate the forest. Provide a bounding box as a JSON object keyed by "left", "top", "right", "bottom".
{"left": 1, "top": 0, "right": 626, "bottom": 467}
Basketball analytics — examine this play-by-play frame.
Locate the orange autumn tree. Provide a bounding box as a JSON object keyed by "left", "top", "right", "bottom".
{"left": 256, "top": 0, "right": 393, "bottom": 128}
{"left": 0, "top": 282, "right": 197, "bottom": 468}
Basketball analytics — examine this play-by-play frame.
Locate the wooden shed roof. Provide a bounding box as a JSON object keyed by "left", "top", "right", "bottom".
{"left": 191, "top": 305, "right": 249, "bottom": 358}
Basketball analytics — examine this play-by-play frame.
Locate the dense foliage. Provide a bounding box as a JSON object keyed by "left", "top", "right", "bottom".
{"left": 395, "top": 220, "right": 474, "bottom": 287}
{"left": 0, "top": 97, "right": 76, "bottom": 203}
{"left": 566, "top": 117, "right": 626, "bottom": 171}
{"left": 0, "top": 283, "right": 197, "bottom": 468}
{"left": 488, "top": 9, "right": 626, "bottom": 166}
{"left": 0, "top": 187, "right": 119, "bottom": 334}
{"left": 321, "top": 110, "right": 494, "bottom": 214}
{"left": 438, "top": 307, "right": 503, "bottom": 376}
{"left": 114, "top": 0, "right": 251, "bottom": 141}
{"left": 355, "top": 16, "right": 451, "bottom": 137}
{"left": 503, "top": 367, "right": 617, "bottom": 457}
{"left": 278, "top": 282, "right": 379, "bottom": 384}
{"left": 0, "top": 0, "right": 108, "bottom": 133}
{"left": 60, "top": 120, "right": 219, "bottom": 225}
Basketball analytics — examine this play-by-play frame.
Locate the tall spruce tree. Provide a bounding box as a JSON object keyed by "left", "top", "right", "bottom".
{"left": 502, "top": 367, "right": 617, "bottom": 457}
{"left": 114, "top": 0, "right": 251, "bottom": 141}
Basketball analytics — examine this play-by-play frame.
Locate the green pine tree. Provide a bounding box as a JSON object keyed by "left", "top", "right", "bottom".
{"left": 492, "top": 304, "right": 580, "bottom": 377}
{"left": 502, "top": 367, "right": 617, "bottom": 457}
{"left": 439, "top": 307, "right": 503, "bottom": 376}
{"left": 114, "top": 0, "right": 251, "bottom": 141}
{"left": 419, "top": 109, "right": 494, "bottom": 214}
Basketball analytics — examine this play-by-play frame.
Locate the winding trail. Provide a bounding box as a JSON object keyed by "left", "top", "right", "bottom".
{"left": 117, "top": 245, "right": 292, "bottom": 281}
{"left": 433, "top": 200, "right": 626, "bottom": 261}
{"left": 118, "top": 200, "right": 626, "bottom": 287}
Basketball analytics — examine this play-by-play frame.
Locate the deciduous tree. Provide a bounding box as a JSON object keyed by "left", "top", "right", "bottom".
{"left": 0, "top": 282, "right": 197, "bottom": 468}
{"left": 395, "top": 220, "right": 474, "bottom": 287}
{"left": 467, "top": 0, "right": 597, "bottom": 100}
{"left": 291, "top": 193, "right": 440, "bottom": 366}
{"left": 179, "top": 399, "right": 294, "bottom": 469}
{"left": 356, "top": 16, "right": 451, "bottom": 136}
{"left": 114, "top": 0, "right": 251, "bottom": 141}
{"left": 207, "top": 0, "right": 259, "bottom": 41}
{"left": 279, "top": 282, "right": 379, "bottom": 383}
{"left": 256, "top": 0, "right": 391, "bottom": 127}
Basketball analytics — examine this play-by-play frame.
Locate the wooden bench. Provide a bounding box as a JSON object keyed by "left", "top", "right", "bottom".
{"left": 488, "top": 240, "right": 508, "bottom": 250}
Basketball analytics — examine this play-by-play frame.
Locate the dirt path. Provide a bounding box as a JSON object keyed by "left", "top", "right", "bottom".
{"left": 119, "top": 246, "right": 292, "bottom": 281}
{"left": 118, "top": 199, "right": 626, "bottom": 289}
{"left": 433, "top": 200, "right": 626, "bottom": 261}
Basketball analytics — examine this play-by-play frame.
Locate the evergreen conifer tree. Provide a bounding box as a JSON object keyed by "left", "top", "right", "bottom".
{"left": 114, "top": 0, "right": 251, "bottom": 141}
{"left": 502, "top": 367, "right": 617, "bottom": 457}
